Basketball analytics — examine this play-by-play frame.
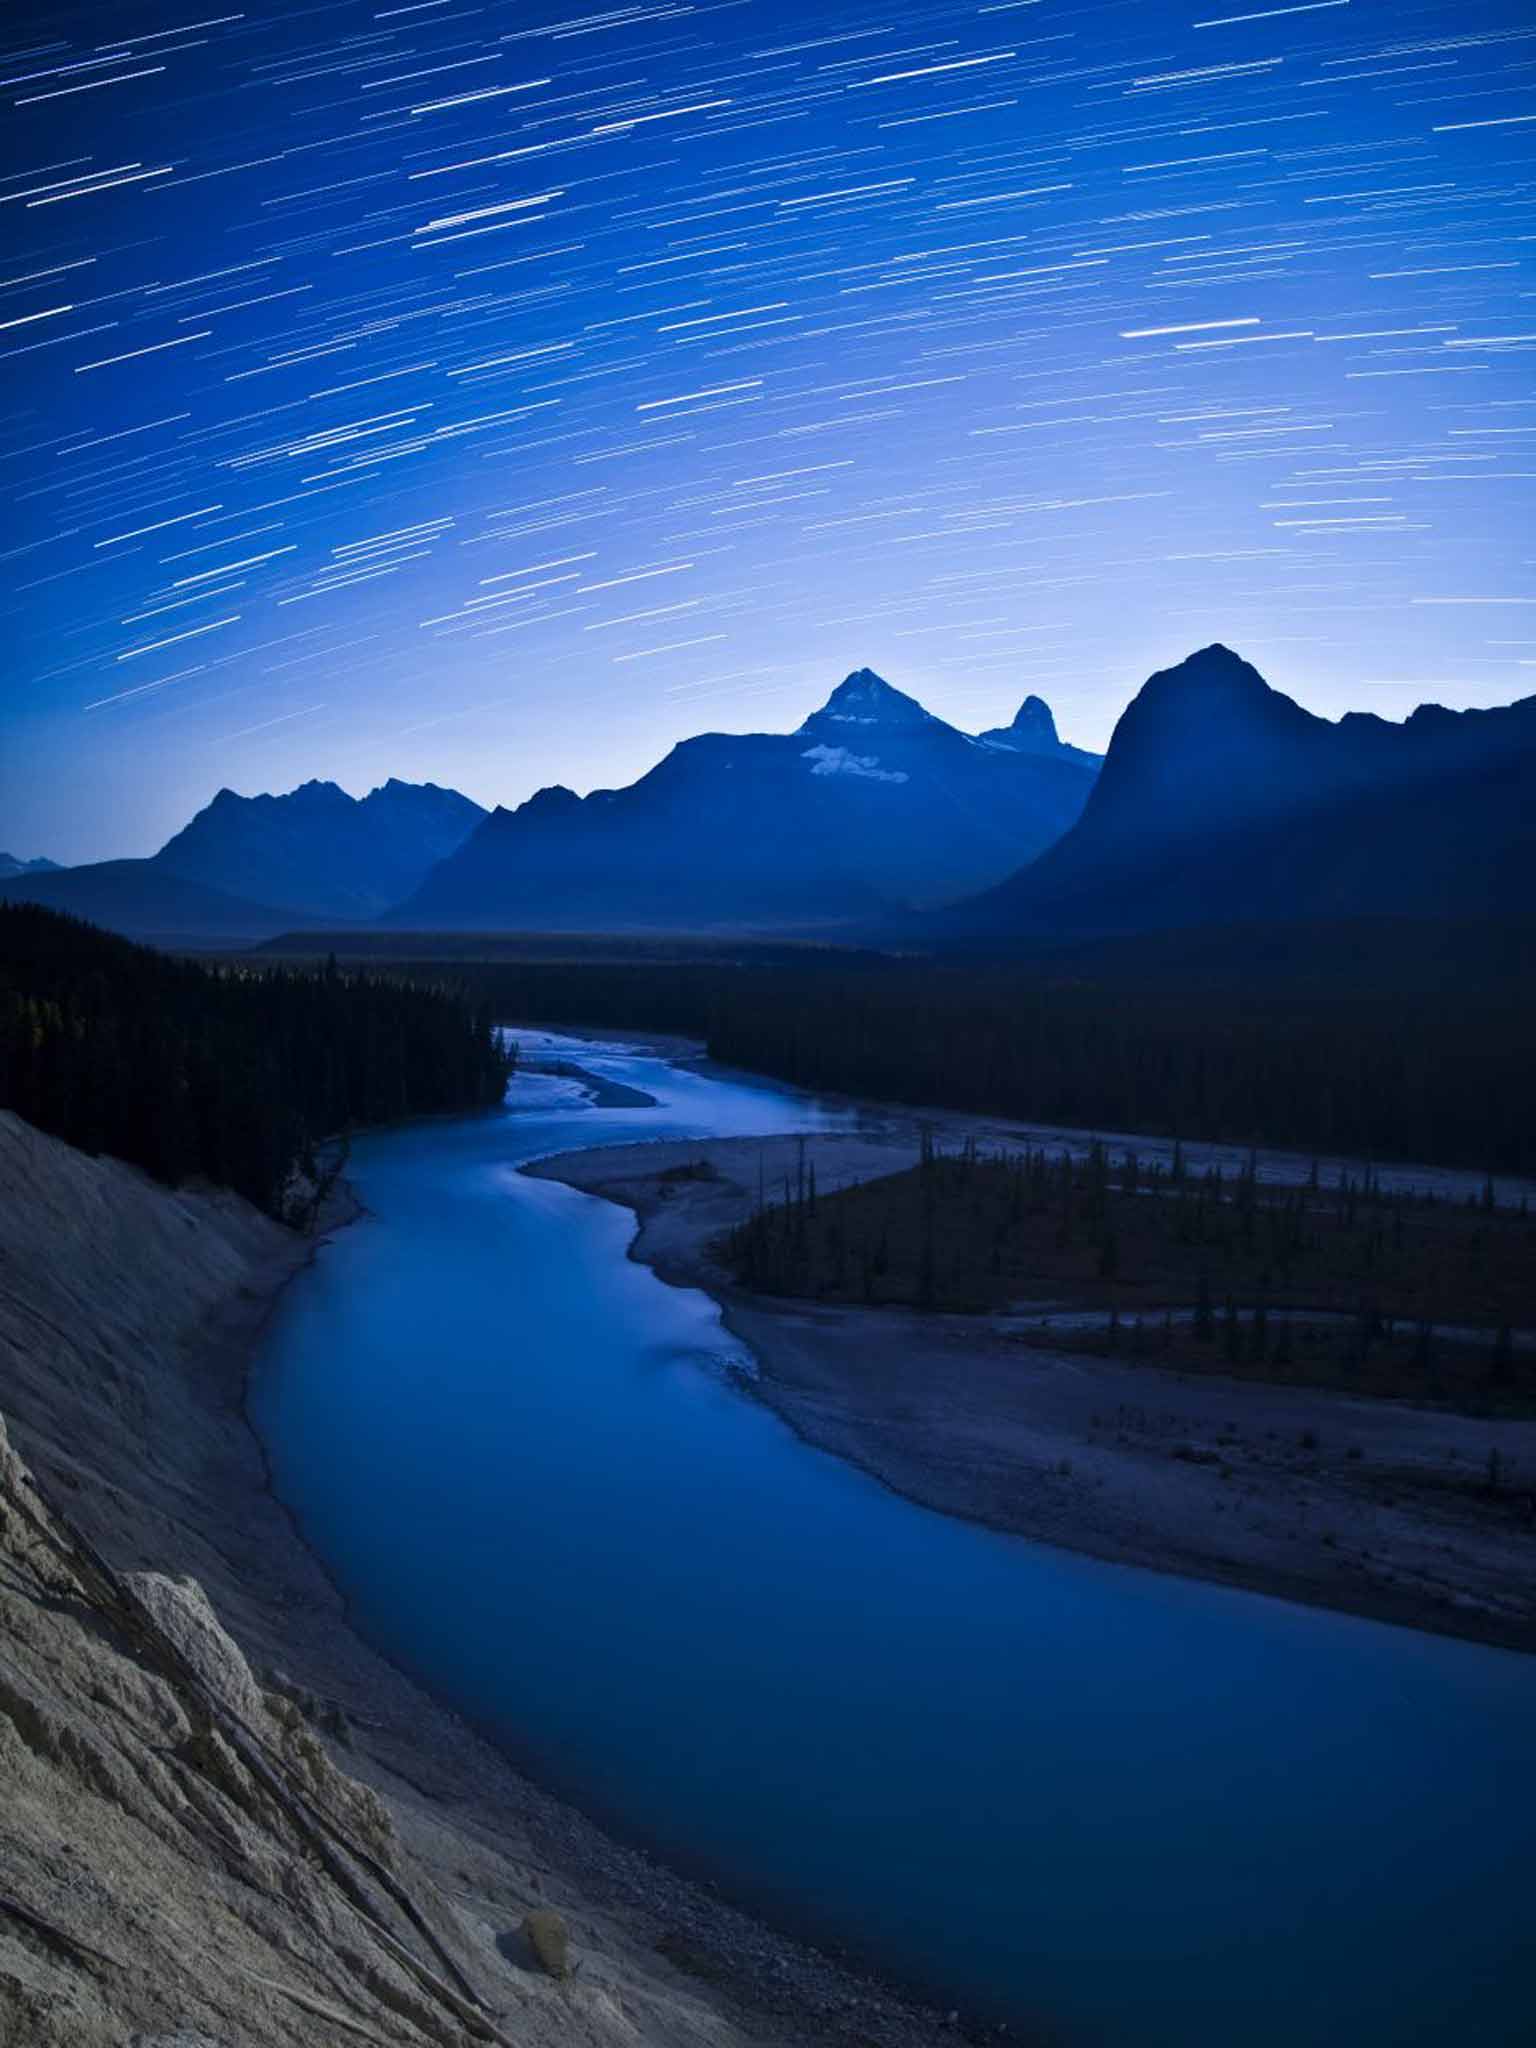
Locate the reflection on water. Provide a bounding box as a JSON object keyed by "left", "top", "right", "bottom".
{"left": 251, "top": 1033, "right": 1536, "bottom": 2047}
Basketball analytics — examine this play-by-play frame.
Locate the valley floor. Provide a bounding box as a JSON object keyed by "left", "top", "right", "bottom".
{"left": 531, "top": 1127, "right": 1536, "bottom": 1656}
{"left": 5, "top": 1064, "right": 1530, "bottom": 2048}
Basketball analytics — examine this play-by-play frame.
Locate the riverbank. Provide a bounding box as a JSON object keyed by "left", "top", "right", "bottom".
{"left": 0, "top": 1108, "right": 969, "bottom": 2047}
{"left": 518, "top": 1052, "right": 660, "bottom": 1109}
{"left": 529, "top": 1129, "right": 1536, "bottom": 1655}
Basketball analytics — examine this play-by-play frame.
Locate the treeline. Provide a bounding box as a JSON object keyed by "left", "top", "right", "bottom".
{"left": 704, "top": 968, "right": 1536, "bottom": 1175}
{"left": 725, "top": 1135, "right": 1533, "bottom": 1405}
{"left": 728, "top": 1130, "right": 1529, "bottom": 1317}
{"left": 0, "top": 905, "right": 512, "bottom": 1217}
{"left": 346, "top": 950, "right": 1536, "bottom": 1175}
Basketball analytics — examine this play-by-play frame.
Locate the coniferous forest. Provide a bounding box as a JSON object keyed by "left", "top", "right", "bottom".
{"left": 276, "top": 938, "right": 1536, "bottom": 1176}
{"left": 724, "top": 1134, "right": 1535, "bottom": 1411}
{"left": 0, "top": 905, "right": 513, "bottom": 1217}
{"left": 702, "top": 966, "right": 1536, "bottom": 1176}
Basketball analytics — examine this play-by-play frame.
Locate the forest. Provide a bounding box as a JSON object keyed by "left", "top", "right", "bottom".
{"left": 263, "top": 934, "right": 1536, "bottom": 1175}
{"left": 724, "top": 1135, "right": 1535, "bottom": 1411}
{"left": 0, "top": 905, "right": 512, "bottom": 1217}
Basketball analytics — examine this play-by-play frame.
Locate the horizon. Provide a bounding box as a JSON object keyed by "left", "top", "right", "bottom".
{"left": 4, "top": 0, "right": 1535, "bottom": 863}
{"left": 16, "top": 642, "right": 1536, "bottom": 865}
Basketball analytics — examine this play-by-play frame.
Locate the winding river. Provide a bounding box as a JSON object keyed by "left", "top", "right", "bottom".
{"left": 250, "top": 1034, "right": 1536, "bottom": 2047}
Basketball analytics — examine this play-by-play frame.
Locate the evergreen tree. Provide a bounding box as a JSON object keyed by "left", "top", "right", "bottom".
{"left": 0, "top": 906, "right": 512, "bottom": 1219}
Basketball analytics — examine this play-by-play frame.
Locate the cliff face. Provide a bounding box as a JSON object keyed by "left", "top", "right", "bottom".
{"left": 0, "top": 1113, "right": 944, "bottom": 2048}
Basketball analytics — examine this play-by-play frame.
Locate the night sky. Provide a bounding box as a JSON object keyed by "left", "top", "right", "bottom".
{"left": 3, "top": 0, "right": 1533, "bottom": 862}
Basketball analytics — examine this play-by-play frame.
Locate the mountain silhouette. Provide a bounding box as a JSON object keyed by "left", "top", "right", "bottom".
{"left": 153, "top": 776, "right": 486, "bottom": 919}
{"left": 976, "top": 695, "right": 1102, "bottom": 770}
{"left": 950, "top": 644, "right": 1536, "bottom": 937}
{"left": 18, "top": 647, "right": 1521, "bottom": 950}
{"left": 394, "top": 669, "right": 1099, "bottom": 932}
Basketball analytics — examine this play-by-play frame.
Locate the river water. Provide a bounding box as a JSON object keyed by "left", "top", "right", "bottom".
{"left": 250, "top": 1033, "right": 1536, "bottom": 2046}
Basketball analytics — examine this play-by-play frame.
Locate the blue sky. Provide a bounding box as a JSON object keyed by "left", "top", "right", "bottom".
{"left": 3, "top": 0, "right": 1533, "bottom": 860}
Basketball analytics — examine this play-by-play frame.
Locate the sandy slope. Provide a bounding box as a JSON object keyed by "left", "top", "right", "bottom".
{"left": 530, "top": 1131, "right": 1536, "bottom": 1654}
{"left": 0, "top": 1111, "right": 957, "bottom": 2048}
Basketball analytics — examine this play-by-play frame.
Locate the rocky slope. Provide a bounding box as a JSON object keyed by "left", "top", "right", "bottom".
{"left": 0, "top": 1111, "right": 955, "bottom": 2048}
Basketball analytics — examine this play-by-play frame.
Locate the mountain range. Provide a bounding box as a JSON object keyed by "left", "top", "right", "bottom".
{"left": 395, "top": 670, "right": 1100, "bottom": 932}
{"left": 5, "top": 648, "right": 1529, "bottom": 950}
{"left": 155, "top": 776, "right": 486, "bottom": 919}
{"left": 0, "top": 779, "right": 486, "bottom": 943}
{"left": 0, "top": 854, "right": 61, "bottom": 880}
{"left": 1, "top": 675, "right": 1100, "bottom": 941}
{"left": 952, "top": 644, "right": 1536, "bottom": 940}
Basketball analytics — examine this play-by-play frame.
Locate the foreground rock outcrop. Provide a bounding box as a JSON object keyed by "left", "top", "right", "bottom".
{"left": 0, "top": 1112, "right": 953, "bottom": 2048}
{"left": 0, "top": 1413, "right": 512, "bottom": 2047}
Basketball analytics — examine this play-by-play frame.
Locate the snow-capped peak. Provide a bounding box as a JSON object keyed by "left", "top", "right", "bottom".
{"left": 797, "top": 667, "right": 937, "bottom": 735}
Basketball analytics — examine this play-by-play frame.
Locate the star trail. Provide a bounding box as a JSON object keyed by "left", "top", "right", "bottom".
{"left": 2, "top": 0, "right": 1533, "bottom": 859}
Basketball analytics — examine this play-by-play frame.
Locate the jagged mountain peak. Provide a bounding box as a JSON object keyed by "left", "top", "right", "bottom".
{"left": 400, "top": 663, "right": 1102, "bottom": 930}
{"left": 198, "top": 779, "right": 353, "bottom": 820}
{"left": 365, "top": 776, "right": 476, "bottom": 803}
{"left": 799, "top": 668, "right": 937, "bottom": 734}
{"left": 153, "top": 772, "right": 485, "bottom": 920}
{"left": 1009, "top": 696, "right": 1061, "bottom": 746}
{"left": 977, "top": 694, "right": 1101, "bottom": 769}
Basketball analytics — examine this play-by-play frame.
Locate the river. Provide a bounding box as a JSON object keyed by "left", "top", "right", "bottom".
{"left": 249, "top": 1032, "right": 1536, "bottom": 2046}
